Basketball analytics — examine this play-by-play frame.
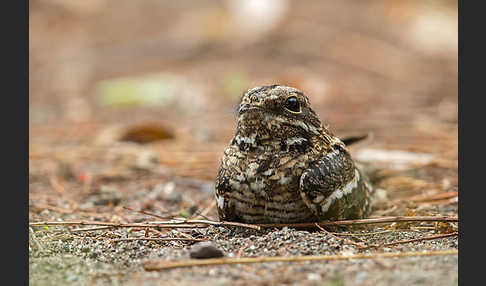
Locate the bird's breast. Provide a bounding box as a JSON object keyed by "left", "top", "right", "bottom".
{"left": 219, "top": 146, "right": 317, "bottom": 223}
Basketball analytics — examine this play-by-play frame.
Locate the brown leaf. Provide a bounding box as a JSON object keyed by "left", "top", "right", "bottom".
{"left": 435, "top": 222, "right": 456, "bottom": 234}
{"left": 120, "top": 124, "right": 175, "bottom": 144}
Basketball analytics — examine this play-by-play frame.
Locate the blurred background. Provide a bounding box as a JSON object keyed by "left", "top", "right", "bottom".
{"left": 29, "top": 0, "right": 457, "bottom": 195}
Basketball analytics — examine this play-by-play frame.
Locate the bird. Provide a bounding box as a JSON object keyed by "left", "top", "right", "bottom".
{"left": 215, "top": 85, "right": 373, "bottom": 224}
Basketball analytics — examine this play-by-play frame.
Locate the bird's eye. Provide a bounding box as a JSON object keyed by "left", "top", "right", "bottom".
{"left": 284, "top": 96, "right": 301, "bottom": 113}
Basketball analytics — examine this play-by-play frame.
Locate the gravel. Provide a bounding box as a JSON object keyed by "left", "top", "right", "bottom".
{"left": 29, "top": 222, "right": 457, "bottom": 286}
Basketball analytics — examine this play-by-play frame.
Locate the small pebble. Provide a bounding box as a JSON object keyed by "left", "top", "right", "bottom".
{"left": 307, "top": 273, "right": 321, "bottom": 281}
{"left": 189, "top": 242, "right": 225, "bottom": 259}
{"left": 66, "top": 275, "right": 79, "bottom": 282}
{"left": 162, "top": 182, "right": 183, "bottom": 203}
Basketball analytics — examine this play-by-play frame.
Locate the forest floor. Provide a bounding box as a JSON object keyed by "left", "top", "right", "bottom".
{"left": 28, "top": 104, "right": 458, "bottom": 286}
{"left": 29, "top": 1, "right": 457, "bottom": 285}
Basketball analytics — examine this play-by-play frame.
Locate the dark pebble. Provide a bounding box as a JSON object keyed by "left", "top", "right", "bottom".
{"left": 189, "top": 242, "right": 225, "bottom": 259}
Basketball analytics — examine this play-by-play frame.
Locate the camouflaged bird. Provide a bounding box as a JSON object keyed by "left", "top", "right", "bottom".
{"left": 215, "top": 85, "right": 373, "bottom": 224}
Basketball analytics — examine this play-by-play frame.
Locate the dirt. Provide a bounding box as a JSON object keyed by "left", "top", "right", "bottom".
{"left": 29, "top": 1, "right": 457, "bottom": 285}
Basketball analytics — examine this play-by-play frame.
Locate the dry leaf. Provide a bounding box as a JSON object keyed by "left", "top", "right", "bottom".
{"left": 120, "top": 124, "right": 175, "bottom": 144}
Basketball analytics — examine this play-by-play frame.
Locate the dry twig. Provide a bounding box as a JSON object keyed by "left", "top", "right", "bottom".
{"left": 111, "top": 237, "right": 207, "bottom": 243}
{"left": 364, "top": 232, "right": 458, "bottom": 249}
{"left": 194, "top": 200, "right": 216, "bottom": 220}
{"left": 148, "top": 219, "right": 261, "bottom": 230}
{"left": 123, "top": 206, "right": 174, "bottom": 220}
{"left": 331, "top": 230, "right": 394, "bottom": 236}
{"left": 407, "top": 191, "right": 458, "bottom": 203}
{"left": 71, "top": 226, "right": 114, "bottom": 232}
{"left": 257, "top": 216, "right": 458, "bottom": 229}
{"left": 144, "top": 250, "right": 458, "bottom": 271}
{"left": 30, "top": 221, "right": 208, "bottom": 228}
{"left": 314, "top": 223, "right": 367, "bottom": 248}
{"left": 29, "top": 219, "right": 260, "bottom": 230}
{"left": 29, "top": 227, "right": 44, "bottom": 251}
{"left": 30, "top": 216, "right": 456, "bottom": 232}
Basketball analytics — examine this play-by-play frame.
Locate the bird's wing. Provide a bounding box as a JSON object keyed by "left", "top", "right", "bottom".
{"left": 299, "top": 147, "right": 372, "bottom": 220}
{"left": 215, "top": 162, "right": 235, "bottom": 221}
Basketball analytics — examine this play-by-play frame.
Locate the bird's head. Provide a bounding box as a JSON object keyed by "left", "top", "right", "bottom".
{"left": 234, "top": 85, "right": 334, "bottom": 151}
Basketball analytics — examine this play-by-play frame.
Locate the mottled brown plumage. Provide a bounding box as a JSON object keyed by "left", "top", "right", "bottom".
{"left": 215, "top": 85, "right": 373, "bottom": 223}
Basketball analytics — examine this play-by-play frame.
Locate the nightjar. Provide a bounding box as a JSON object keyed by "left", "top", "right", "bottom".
{"left": 215, "top": 85, "right": 373, "bottom": 223}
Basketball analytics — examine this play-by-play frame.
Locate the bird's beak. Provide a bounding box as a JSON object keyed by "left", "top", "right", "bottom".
{"left": 238, "top": 104, "right": 260, "bottom": 116}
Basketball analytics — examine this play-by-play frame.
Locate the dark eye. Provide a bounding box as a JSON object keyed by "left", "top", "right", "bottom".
{"left": 284, "top": 96, "right": 301, "bottom": 113}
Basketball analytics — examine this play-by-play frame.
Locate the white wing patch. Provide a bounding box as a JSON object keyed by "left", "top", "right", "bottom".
{"left": 216, "top": 194, "right": 225, "bottom": 210}
{"left": 285, "top": 137, "right": 307, "bottom": 146}
{"left": 320, "top": 169, "right": 360, "bottom": 213}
